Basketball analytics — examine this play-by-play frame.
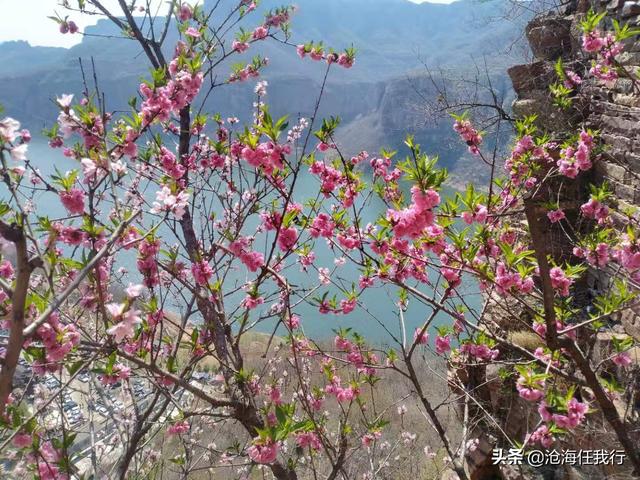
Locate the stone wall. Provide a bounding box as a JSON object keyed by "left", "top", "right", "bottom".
{"left": 449, "top": 3, "right": 640, "bottom": 479}
{"left": 508, "top": 0, "right": 640, "bottom": 336}
{"left": 508, "top": 0, "right": 640, "bottom": 202}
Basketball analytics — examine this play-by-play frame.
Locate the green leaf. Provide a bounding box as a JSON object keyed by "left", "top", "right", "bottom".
{"left": 66, "top": 361, "right": 84, "bottom": 377}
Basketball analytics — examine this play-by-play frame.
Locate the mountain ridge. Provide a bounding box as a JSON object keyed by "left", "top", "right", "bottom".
{"left": 0, "top": 0, "right": 529, "bottom": 175}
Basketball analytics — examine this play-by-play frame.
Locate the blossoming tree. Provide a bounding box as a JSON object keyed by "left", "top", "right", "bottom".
{"left": 0, "top": 1, "right": 639, "bottom": 479}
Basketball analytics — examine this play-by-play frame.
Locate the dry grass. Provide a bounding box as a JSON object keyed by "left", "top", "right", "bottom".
{"left": 148, "top": 337, "right": 462, "bottom": 480}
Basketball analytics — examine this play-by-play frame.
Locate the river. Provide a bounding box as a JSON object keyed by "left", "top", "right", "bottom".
{"left": 4, "top": 140, "right": 482, "bottom": 346}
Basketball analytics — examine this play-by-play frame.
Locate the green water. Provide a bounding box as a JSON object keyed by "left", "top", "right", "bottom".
{"left": 4, "top": 140, "right": 482, "bottom": 346}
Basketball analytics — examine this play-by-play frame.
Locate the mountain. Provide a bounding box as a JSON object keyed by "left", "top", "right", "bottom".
{"left": 0, "top": 0, "right": 530, "bottom": 174}
{"left": 0, "top": 41, "right": 67, "bottom": 75}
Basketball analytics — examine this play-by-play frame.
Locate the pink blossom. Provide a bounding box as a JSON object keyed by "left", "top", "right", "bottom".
{"left": 547, "top": 209, "right": 565, "bottom": 223}
{"left": 534, "top": 347, "right": 554, "bottom": 365}
{"left": 335, "top": 336, "right": 352, "bottom": 351}
{"left": 178, "top": 3, "right": 192, "bottom": 21}
{"left": 460, "top": 342, "right": 499, "bottom": 361}
{"left": 337, "top": 53, "right": 354, "bottom": 68}
{"left": 387, "top": 200, "right": 435, "bottom": 239}
{"left": 335, "top": 386, "right": 357, "bottom": 402}
{"left": 268, "top": 386, "right": 283, "bottom": 405}
{"left": 462, "top": 205, "right": 488, "bottom": 224}
{"left": 553, "top": 398, "right": 588, "bottom": 429}
{"left": 60, "top": 188, "right": 86, "bottom": 215}
{"left": 0, "top": 117, "right": 21, "bottom": 142}
{"left": 56, "top": 94, "right": 74, "bottom": 109}
{"left": 241, "top": 251, "right": 264, "bottom": 272}
{"left": 151, "top": 186, "right": 190, "bottom": 219}
{"left": 233, "top": 40, "right": 249, "bottom": 53}
{"left": 558, "top": 159, "right": 579, "bottom": 179}
{"left": 340, "top": 298, "right": 356, "bottom": 314}
{"left": 618, "top": 234, "right": 640, "bottom": 272}
{"left": 574, "top": 144, "right": 592, "bottom": 171}
{"left": 453, "top": 119, "right": 482, "bottom": 155}
{"left": 359, "top": 275, "right": 374, "bottom": 289}
{"left": 529, "top": 425, "right": 554, "bottom": 448}
{"left": 411, "top": 186, "right": 440, "bottom": 210}
{"left": 337, "top": 227, "right": 360, "bottom": 250}
{"left": 121, "top": 128, "right": 138, "bottom": 158}
{"left": 299, "top": 251, "right": 316, "bottom": 270}
{"left": 277, "top": 226, "right": 297, "bottom": 252}
{"left": 585, "top": 242, "right": 609, "bottom": 267}
{"left": 242, "top": 295, "right": 264, "bottom": 310}
{"left": 12, "top": 433, "right": 32, "bottom": 448}
{"left": 252, "top": 26, "right": 268, "bottom": 40}
{"left": 125, "top": 283, "right": 144, "bottom": 298}
{"left": 185, "top": 27, "right": 201, "bottom": 38}
{"left": 538, "top": 400, "right": 553, "bottom": 422}
{"left": 286, "top": 314, "right": 300, "bottom": 329}
{"left": 0, "top": 260, "right": 14, "bottom": 279}
{"left": 192, "top": 260, "right": 213, "bottom": 286}
{"left": 318, "top": 267, "right": 330, "bottom": 286}
{"left": 240, "top": 140, "right": 289, "bottom": 172}
{"left": 10, "top": 144, "right": 28, "bottom": 161}
{"left": 80, "top": 158, "right": 98, "bottom": 183}
{"left": 435, "top": 335, "right": 451, "bottom": 355}
{"left": 248, "top": 440, "right": 279, "bottom": 464}
{"left": 582, "top": 30, "right": 605, "bottom": 52}
{"left": 612, "top": 351, "right": 632, "bottom": 367}
{"left": 580, "top": 198, "right": 609, "bottom": 224}
{"left": 549, "top": 266, "right": 572, "bottom": 297}
{"left": 558, "top": 132, "right": 594, "bottom": 178}
{"left": 602, "top": 33, "right": 624, "bottom": 64}
{"left": 265, "top": 10, "right": 290, "bottom": 28}
{"left": 361, "top": 430, "right": 382, "bottom": 447}
{"left": 44, "top": 328, "right": 79, "bottom": 362}
{"left": 307, "top": 394, "right": 324, "bottom": 411}
{"left": 38, "top": 464, "right": 66, "bottom": 480}
{"left": 100, "top": 363, "right": 131, "bottom": 385}
{"left": 139, "top": 62, "right": 203, "bottom": 126}
{"left": 310, "top": 213, "right": 335, "bottom": 238}
{"left": 516, "top": 372, "right": 544, "bottom": 402}
{"left": 106, "top": 304, "right": 142, "bottom": 342}
{"left": 441, "top": 267, "right": 461, "bottom": 288}
{"left": 229, "top": 237, "right": 264, "bottom": 272}
{"left": 295, "top": 432, "right": 322, "bottom": 450}
{"left": 167, "top": 420, "right": 190, "bottom": 435}
{"left": 414, "top": 327, "right": 429, "bottom": 345}
{"left": 563, "top": 70, "right": 582, "bottom": 89}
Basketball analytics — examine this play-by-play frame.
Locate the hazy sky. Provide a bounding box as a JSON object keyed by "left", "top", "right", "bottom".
{"left": 0, "top": 0, "right": 455, "bottom": 48}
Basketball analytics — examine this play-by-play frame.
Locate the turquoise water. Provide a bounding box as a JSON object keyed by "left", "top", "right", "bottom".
{"left": 4, "top": 140, "right": 482, "bottom": 346}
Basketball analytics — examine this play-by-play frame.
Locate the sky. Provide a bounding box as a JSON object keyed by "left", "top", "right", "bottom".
{"left": 0, "top": 0, "right": 455, "bottom": 48}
